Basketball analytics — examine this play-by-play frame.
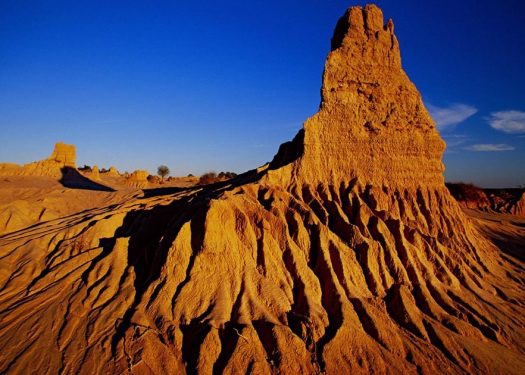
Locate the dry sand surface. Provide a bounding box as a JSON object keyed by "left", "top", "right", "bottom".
{"left": 465, "top": 209, "right": 525, "bottom": 264}
{"left": 0, "top": 4, "right": 524, "bottom": 375}
{"left": 0, "top": 174, "right": 197, "bottom": 235}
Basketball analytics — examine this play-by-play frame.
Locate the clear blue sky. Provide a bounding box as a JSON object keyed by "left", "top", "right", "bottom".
{"left": 1, "top": 0, "right": 524, "bottom": 187}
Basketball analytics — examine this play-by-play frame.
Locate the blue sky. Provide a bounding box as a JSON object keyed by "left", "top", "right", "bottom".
{"left": 1, "top": 0, "right": 524, "bottom": 187}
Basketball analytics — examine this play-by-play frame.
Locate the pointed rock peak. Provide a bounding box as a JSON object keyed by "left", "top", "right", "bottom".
{"left": 267, "top": 4, "right": 444, "bottom": 188}
{"left": 332, "top": 6, "right": 393, "bottom": 44}
{"left": 322, "top": 5, "right": 406, "bottom": 109}
{"left": 330, "top": 5, "right": 400, "bottom": 67}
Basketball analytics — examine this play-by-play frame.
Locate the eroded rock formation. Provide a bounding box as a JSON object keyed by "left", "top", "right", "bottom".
{"left": 446, "top": 183, "right": 491, "bottom": 210}
{"left": 0, "top": 5, "right": 523, "bottom": 374}
{"left": 0, "top": 142, "right": 76, "bottom": 177}
{"left": 91, "top": 165, "right": 101, "bottom": 180}
{"left": 126, "top": 169, "right": 150, "bottom": 188}
{"left": 106, "top": 166, "right": 120, "bottom": 176}
{"left": 49, "top": 142, "right": 76, "bottom": 167}
{"left": 447, "top": 183, "right": 525, "bottom": 216}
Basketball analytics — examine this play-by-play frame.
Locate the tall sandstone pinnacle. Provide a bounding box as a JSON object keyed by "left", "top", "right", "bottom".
{"left": 0, "top": 4, "right": 524, "bottom": 375}
{"left": 268, "top": 4, "right": 444, "bottom": 188}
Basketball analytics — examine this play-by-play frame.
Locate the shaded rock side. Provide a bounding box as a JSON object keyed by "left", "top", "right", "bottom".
{"left": 511, "top": 192, "right": 525, "bottom": 216}
{"left": 447, "top": 184, "right": 525, "bottom": 216}
{"left": 0, "top": 5, "right": 524, "bottom": 375}
{"left": 446, "top": 183, "right": 492, "bottom": 210}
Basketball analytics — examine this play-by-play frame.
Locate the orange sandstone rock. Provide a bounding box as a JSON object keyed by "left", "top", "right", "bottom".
{"left": 106, "top": 166, "right": 120, "bottom": 176}
{"left": 126, "top": 169, "right": 149, "bottom": 188}
{"left": 91, "top": 165, "right": 100, "bottom": 180}
{"left": 0, "top": 5, "right": 523, "bottom": 375}
{"left": 0, "top": 142, "right": 77, "bottom": 177}
{"left": 49, "top": 142, "right": 76, "bottom": 167}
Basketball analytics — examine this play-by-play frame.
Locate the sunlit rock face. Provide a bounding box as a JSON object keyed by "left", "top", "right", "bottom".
{"left": 0, "top": 142, "right": 76, "bottom": 177}
{"left": 268, "top": 5, "right": 444, "bottom": 188}
{"left": 0, "top": 5, "right": 524, "bottom": 375}
{"left": 126, "top": 169, "right": 149, "bottom": 188}
{"left": 49, "top": 142, "right": 76, "bottom": 167}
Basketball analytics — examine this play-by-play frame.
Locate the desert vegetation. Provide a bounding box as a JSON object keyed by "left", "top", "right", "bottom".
{"left": 198, "top": 171, "right": 217, "bottom": 185}
{"left": 198, "top": 171, "right": 237, "bottom": 185}
{"left": 78, "top": 165, "right": 92, "bottom": 172}
{"left": 157, "top": 165, "right": 170, "bottom": 181}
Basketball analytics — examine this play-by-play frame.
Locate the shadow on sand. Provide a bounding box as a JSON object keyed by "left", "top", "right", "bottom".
{"left": 489, "top": 229, "right": 525, "bottom": 263}
{"left": 59, "top": 167, "right": 115, "bottom": 192}
{"left": 142, "top": 186, "right": 190, "bottom": 198}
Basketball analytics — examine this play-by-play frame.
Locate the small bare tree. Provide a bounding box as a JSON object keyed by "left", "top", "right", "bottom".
{"left": 157, "top": 165, "right": 170, "bottom": 182}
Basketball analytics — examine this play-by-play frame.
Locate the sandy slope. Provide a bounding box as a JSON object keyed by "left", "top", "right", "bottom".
{"left": 0, "top": 174, "right": 197, "bottom": 235}
{"left": 465, "top": 209, "right": 525, "bottom": 264}
{"left": 0, "top": 176, "right": 137, "bottom": 235}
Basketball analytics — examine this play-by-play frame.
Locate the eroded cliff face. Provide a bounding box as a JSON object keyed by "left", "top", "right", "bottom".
{"left": 0, "top": 5, "right": 524, "bottom": 375}
{"left": 0, "top": 142, "right": 76, "bottom": 177}
{"left": 267, "top": 5, "right": 444, "bottom": 188}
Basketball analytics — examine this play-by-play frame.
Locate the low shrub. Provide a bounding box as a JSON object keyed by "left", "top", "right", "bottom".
{"left": 199, "top": 172, "right": 218, "bottom": 185}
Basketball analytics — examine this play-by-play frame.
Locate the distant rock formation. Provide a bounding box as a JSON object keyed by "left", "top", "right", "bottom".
{"left": 0, "top": 5, "right": 523, "bottom": 375}
{"left": 0, "top": 163, "right": 21, "bottom": 175}
{"left": 486, "top": 190, "right": 525, "bottom": 216}
{"left": 106, "top": 166, "right": 120, "bottom": 176}
{"left": 447, "top": 183, "right": 525, "bottom": 216}
{"left": 126, "top": 169, "right": 149, "bottom": 188}
{"left": 91, "top": 165, "right": 100, "bottom": 180}
{"left": 0, "top": 142, "right": 76, "bottom": 178}
{"left": 446, "top": 183, "right": 491, "bottom": 210}
{"left": 49, "top": 142, "right": 76, "bottom": 167}
{"left": 513, "top": 192, "right": 525, "bottom": 216}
